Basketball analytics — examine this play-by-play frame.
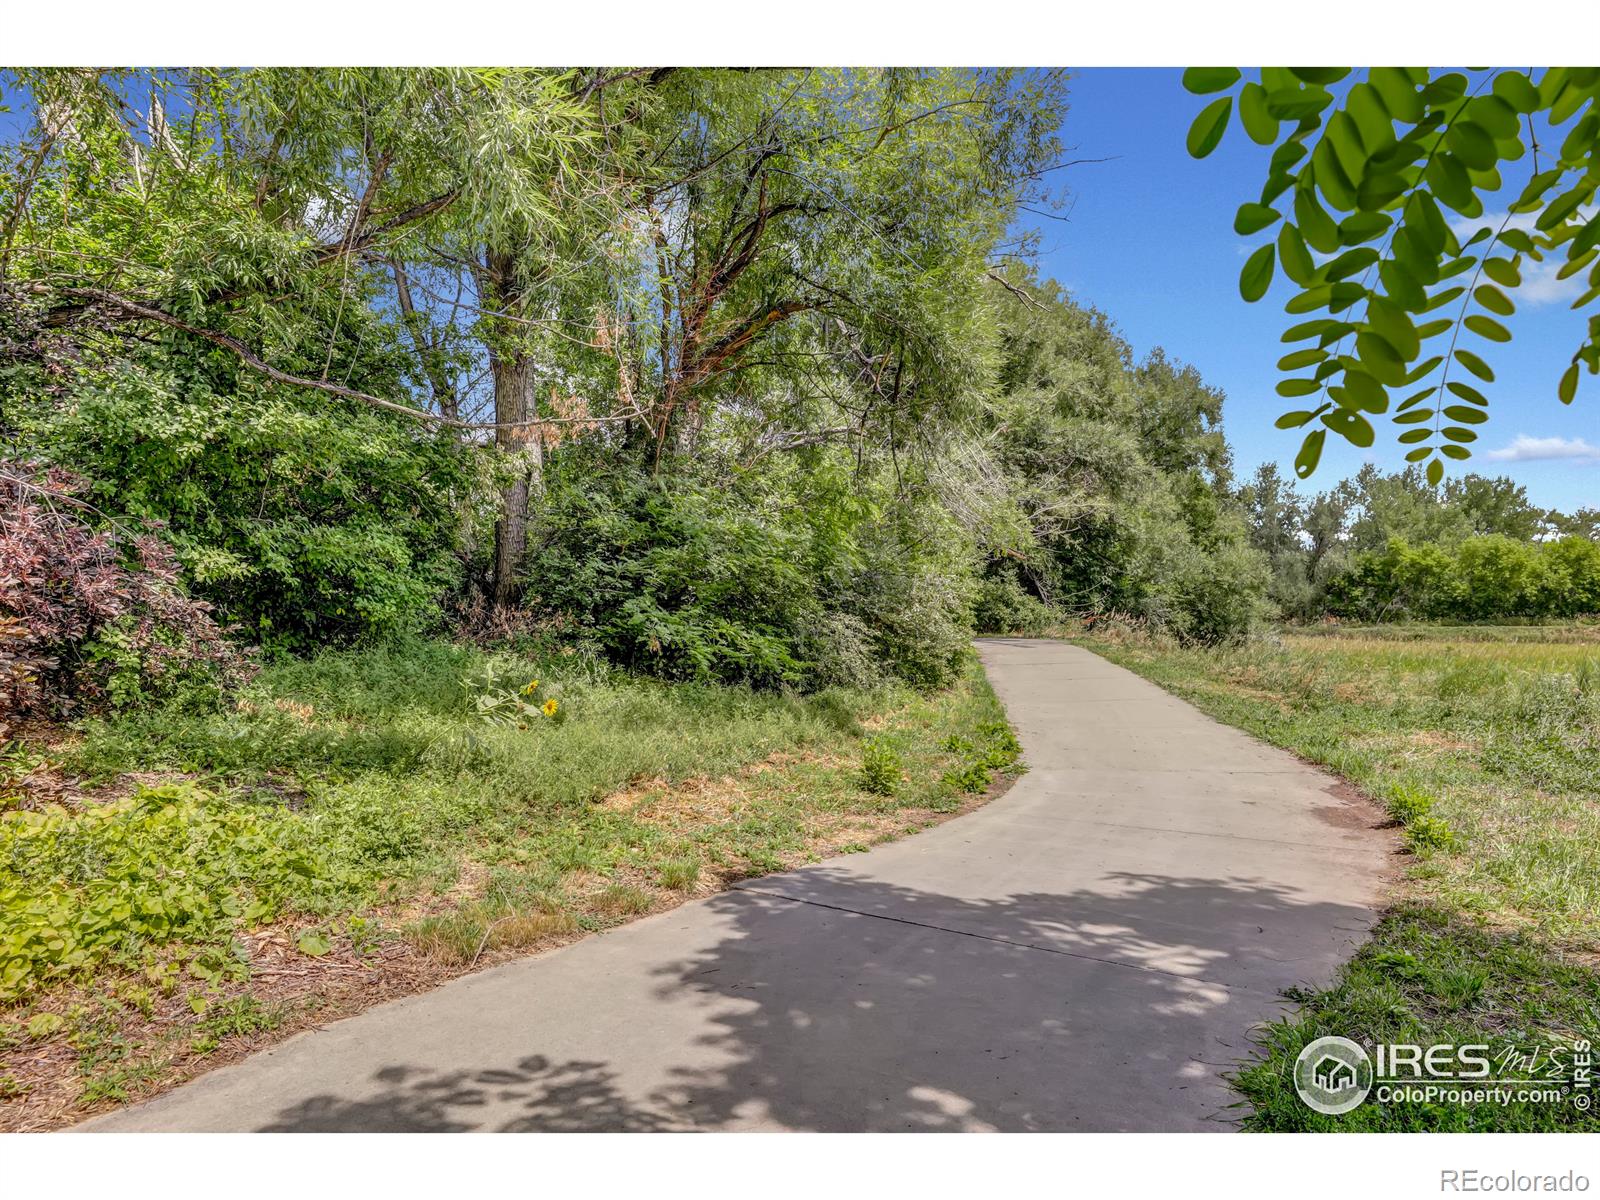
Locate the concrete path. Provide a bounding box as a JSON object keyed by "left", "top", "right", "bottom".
{"left": 83, "top": 639, "right": 1392, "bottom": 1132}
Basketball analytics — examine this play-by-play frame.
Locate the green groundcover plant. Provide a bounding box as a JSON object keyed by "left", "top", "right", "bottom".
{"left": 0, "top": 782, "right": 341, "bottom": 1002}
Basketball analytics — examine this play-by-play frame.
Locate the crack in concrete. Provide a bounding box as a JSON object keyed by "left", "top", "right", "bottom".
{"left": 730, "top": 883, "right": 1283, "bottom": 1000}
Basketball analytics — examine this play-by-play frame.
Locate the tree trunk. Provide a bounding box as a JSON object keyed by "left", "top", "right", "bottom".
{"left": 489, "top": 351, "right": 540, "bottom": 608}
{"left": 485, "top": 252, "right": 542, "bottom": 608}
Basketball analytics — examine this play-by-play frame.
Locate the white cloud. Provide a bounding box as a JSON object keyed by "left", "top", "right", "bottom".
{"left": 1484, "top": 434, "right": 1600, "bottom": 463}
{"left": 1448, "top": 207, "right": 1597, "bottom": 308}
{"left": 1448, "top": 210, "right": 1544, "bottom": 240}
{"left": 1518, "top": 259, "right": 1587, "bottom": 306}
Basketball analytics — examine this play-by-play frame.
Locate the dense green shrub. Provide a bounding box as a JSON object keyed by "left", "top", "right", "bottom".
{"left": 525, "top": 462, "right": 976, "bottom": 692}
{"left": 526, "top": 471, "right": 818, "bottom": 688}
{"left": 1169, "top": 537, "right": 1276, "bottom": 645}
{"left": 9, "top": 375, "right": 477, "bottom": 653}
{"left": 1541, "top": 537, "right": 1600, "bottom": 615}
{"left": 795, "top": 611, "right": 883, "bottom": 691}
{"left": 1329, "top": 536, "right": 1600, "bottom": 622}
{"left": 972, "top": 571, "right": 1060, "bottom": 635}
{"left": 842, "top": 506, "right": 977, "bottom": 689}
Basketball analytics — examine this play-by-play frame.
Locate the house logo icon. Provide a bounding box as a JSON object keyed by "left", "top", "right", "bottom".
{"left": 1294, "top": 1036, "right": 1372, "bottom": 1115}
{"left": 1313, "top": 1054, "right": 1356, "bottom": 1093}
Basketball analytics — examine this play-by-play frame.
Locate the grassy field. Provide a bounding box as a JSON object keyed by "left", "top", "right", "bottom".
{"left": 1286, "top": 621, "right": 1600, "bottom": 645}
{"left": 1074, "top": 621, "right": 1600, "bottom": 1130}
{"left": 0, "top": 640, "right": 1020, "bottom": 1129}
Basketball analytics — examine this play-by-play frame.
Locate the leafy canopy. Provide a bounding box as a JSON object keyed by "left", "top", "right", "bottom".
{"left": 1183, "top": 67, "right": 1600, "bottom": 483}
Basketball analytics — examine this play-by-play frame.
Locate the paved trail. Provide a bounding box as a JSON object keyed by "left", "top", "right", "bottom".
{"left": 85, "top": 640, "right": 1392, "bottom": 1132}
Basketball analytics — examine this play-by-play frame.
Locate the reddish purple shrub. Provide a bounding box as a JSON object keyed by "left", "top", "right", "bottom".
{"left": 0, "top": 459, "right": 244, "bottom": 728}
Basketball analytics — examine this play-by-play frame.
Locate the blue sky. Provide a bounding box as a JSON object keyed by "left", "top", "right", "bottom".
{"left": 1026, "top": 68, "right": 1597, "bottom": 512}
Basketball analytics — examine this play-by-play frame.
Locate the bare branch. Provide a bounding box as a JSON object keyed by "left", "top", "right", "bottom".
{"left": 986, "top": 269, "right": 1046, "bottom": 310}
{"left": 29, "top": 284, "right": 628, "bottom": 435}
{"left": 309, "top": 187, "right": 460, "bottom": 268}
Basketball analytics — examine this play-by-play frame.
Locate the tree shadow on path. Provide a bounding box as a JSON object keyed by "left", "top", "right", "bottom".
{"left": 263, "top": 870, "right": 1373, "bottom": 1131}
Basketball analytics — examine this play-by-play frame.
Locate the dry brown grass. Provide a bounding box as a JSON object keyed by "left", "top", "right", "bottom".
{"left": 590, "top": 884, "right": 655, "bottom": 917}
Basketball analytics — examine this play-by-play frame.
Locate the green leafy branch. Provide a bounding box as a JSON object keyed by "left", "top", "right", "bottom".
{"left": 1183, "top": 66, "right": 1600, "bottom": 482}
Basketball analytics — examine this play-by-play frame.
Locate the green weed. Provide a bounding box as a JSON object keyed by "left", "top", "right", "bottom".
{"left": 657, "top": 858, "right": 701, "bottom": 891}
{"left": 0, "top": 783, "right": 332, "bottom": 1002}
{"left": 1385, "top": 784, "right": 1435, "bottom": 825}
{"left": 1405, "top": 814, "right": 1458, "bottom": 854}
{"left": 859, "top": 738, "right": 903, "bottom": 796}
{"left": 942, "top": 762, "right": 991, "bottom": 795}
{"left": 974, "top": 719, "right": 1022, "bottom": 768}
{"left": 190, "top": 995, "right": 285, "bottom": 1054}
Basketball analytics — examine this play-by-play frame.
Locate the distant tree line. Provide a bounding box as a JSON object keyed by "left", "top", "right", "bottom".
{"left": 1238, "top": 462, "right": 1600, "bottom": 622}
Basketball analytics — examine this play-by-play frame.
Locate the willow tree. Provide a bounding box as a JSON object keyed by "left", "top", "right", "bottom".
{"left": 0, "top": 69, "right": 497, "bottom": 641}
{"left": 596, "top": 68, "right": 1069, "bottom": 474}
{"left": 3, "top": 67, "right": 1071, "bottom": 614}
{"left": 224, "top": 68, "right": 628, "bottom": 606}
{"left": 1, "top": 68, "right": 622, "bottom": 607}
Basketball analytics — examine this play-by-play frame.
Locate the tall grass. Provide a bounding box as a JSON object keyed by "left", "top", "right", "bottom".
{"left": 74, "top": 639, "right": 875, "bottom": 811}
